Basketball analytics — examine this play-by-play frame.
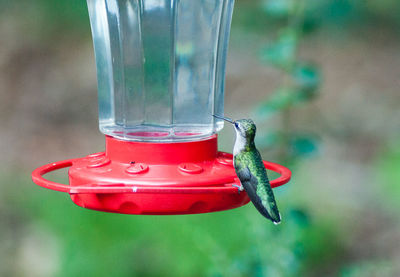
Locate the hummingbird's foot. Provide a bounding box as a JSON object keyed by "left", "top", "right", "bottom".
{"left": 232, "top": 184, "right": 244, "bottom": 194}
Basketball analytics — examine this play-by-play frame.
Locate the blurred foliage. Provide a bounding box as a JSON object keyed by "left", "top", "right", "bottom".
{"left": 1, "top": 170, "right": 346, "bottom": 277}
{"left": 340, "top": 260, "right": 395, "bottom": 277}
{"left": 232, "top": 0, "right": 400, "bottom": 36}
{"left": 255, "top": 0, "right": 321, "bottom": 166}
{"left": 0, "top": 0, "right": 90, "bottom": 41}
{"left": 376, "top": 142, "right": 400, "bottom": 212}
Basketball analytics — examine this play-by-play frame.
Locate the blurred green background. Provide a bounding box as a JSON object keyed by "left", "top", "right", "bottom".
{"left": 1, "top": 0, "right": 400, "bottom": 276}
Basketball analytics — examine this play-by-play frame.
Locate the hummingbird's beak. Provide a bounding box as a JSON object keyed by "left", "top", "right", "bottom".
{"left": 213, "top": 114, "right": 235, "bottom": 124}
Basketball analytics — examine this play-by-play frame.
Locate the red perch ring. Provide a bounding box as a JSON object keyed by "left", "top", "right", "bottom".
{"left": 32, "top": 135, "right": 291, "bottom": 215}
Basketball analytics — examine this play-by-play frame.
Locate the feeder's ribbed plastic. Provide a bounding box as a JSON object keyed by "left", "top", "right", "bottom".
{"left": 88, "top": 0, "right": 234, "bottom": 141}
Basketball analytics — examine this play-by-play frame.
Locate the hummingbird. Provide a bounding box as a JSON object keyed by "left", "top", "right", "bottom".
{"left": 213, "top": 114, "right": 281, "bottom": 224}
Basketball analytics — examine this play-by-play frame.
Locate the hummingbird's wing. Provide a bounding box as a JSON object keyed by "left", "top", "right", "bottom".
{"left": 236, "top": 166, "right": 275, "bottom": 222}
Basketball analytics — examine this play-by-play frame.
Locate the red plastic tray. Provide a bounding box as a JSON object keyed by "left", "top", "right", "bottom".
{"left": 32, "top": 135, "right": 291, "bottom": 215}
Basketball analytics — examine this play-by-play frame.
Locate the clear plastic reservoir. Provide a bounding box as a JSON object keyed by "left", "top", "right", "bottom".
{"left": 87, "top": 0, "right": 234, "bottom": 141}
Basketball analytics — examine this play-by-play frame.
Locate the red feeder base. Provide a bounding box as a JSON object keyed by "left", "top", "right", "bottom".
{"left": 32, "top": 135, "right": 291, "bottom": 215}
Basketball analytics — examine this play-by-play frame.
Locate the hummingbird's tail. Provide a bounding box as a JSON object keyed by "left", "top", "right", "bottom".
{"left": 260, "top": 199, "right": 281, "bottom": 224}
{"left": 266, "top": 193, "right": 281, "bottom": 224}
{"left": 241, "top": 177, "right": 281, "bottom": 224}
{"left": 272, "top": 213, "right": 282, "bottom": 225}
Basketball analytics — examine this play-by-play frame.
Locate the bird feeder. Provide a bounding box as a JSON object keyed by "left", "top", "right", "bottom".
{"left": 32, "top": 0, "right": 291, "bottom": 215}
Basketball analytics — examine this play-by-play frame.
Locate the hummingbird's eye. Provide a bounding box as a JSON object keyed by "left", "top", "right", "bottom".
{"left": 234, "top": 122, "right": 239, "bottom": 128}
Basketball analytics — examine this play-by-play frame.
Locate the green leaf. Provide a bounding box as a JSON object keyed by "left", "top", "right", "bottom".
{"left": 292, "top": 63, "right": 320, "bottom": 100}
{"left": 287, "top": 209, "right": 310, "bottom": 228}
{"left": 261, "top": 0, "right": 295, "bottom": 18}
{"left": 260, "top": 29, "right": 298, "bottom": 69}
{"left": 340, "top": 260, "right": 395, "bottom": 277}
{"left": 290, "top": 134, "right": 319, "bottom": 157}
{"left": 256, "top": 88, "right": 299, "bottom": 116}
